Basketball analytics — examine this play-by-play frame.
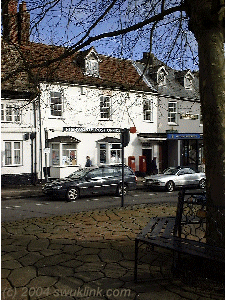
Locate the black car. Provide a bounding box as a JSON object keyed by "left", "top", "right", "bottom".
{"left": 42, "top": 164, "right": 137, "bottom": 201}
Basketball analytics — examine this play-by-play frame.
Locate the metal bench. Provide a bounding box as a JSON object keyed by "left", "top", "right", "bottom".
{"left": 134, "top": 189, "right": 225, "bottom": 282}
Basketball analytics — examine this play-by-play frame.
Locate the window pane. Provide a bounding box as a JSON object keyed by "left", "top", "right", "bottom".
{"left": 62, "top": 144, "right": 77, "bottom": 165}
{"left": 143, "top": 100, "right": 152, "bottom": 121}
{"left": 1, "top": 104, "right": 4, "bottom": 121}
{"left": 14, "top": 142, "right": 21, "bottom": 164}
{"left": 168, "top": 102, "right": 177, "bottom": 123}
{"left": 100, "top": 96, "right": 110, "bottom": 119}
{"left": 6, "top": 105, "right": 13, "bottom": 121}
{"left": 50, "top": 92, "right": 62, "bottom": 116}
{"left": 5, "top": 142, "right": 12, "bottom": 165}
{"left": 52, "top": 143, "right": 60, "bottom": 165}
{"left": 110, "top": 147, "right": 121, "bottom": 163}
{"left": 14, "top": 107, "right": 21, "bottom": 122}
{"left": 100, "top": 143, "right": 106, "bottom": 163}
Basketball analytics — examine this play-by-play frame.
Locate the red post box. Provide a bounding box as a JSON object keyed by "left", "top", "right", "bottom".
{"left": 139, "top": 156, "right": 146, "bottom": 173}
{"left": 128, "top": 156, "right": 135, "bottom": 172}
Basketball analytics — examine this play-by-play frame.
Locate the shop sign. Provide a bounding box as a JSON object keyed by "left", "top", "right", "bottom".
{"left": 63, "top": 127, "right": 121, "bottom": 133}
{"left": 180, "top": 113, "right": 199, "bottom": 120}
{"left": 167, "top": 133, "right": 201, "bottom": 139}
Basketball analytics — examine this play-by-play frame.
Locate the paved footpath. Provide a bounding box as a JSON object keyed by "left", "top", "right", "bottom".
{"left": 2, "top": 202, "right": 225, "bottom": 300}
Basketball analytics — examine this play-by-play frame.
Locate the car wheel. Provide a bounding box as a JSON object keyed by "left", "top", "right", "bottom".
{"left": 66, "top": 187, "right": 79, "bottom": 201}
{"left": 117, "top": 183, "right": 127, "bottom": 196}
{"left": 166, "top": 181, "right": 174, "bottom": 192}
{"left": 199, "top": 179, "right": 206, "bottom": 189}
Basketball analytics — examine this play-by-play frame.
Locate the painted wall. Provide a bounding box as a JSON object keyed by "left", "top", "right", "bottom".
{"left": 157, "top": 96, "right": 203, "bottom": 134}
{"left": 39, "top": 83, "right": 158, "bottom": 177}
{"left": 1, "top": 98, "right": 35, "bottom": 176}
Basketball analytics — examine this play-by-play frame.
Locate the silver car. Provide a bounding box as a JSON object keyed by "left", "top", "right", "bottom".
{"left": 144, "top": 167, "right": 206, "bottom": 192}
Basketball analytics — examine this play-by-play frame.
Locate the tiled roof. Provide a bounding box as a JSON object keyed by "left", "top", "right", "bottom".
{"left": 136, "top": 53, "right": 199, "bottom": 100}
{"left": 1, "top": 40, "right": 150, "bottom": 94}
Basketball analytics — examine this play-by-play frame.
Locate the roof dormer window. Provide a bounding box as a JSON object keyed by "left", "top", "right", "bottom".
{"left": 184, "top": 71, "right": 194, "bottom": 90}
{"left": 85, "top": 48, "right": 100, "bottom": 77}
{"left": 85, "top": 59, "right": 99, "bottom": 76}
{"left": 157, "top": 66, "right": 167, "bottom": 86}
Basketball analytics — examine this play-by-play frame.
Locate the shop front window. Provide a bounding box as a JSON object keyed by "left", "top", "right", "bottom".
{"left": 51, "top": 143, "right": 60, "bottom": 165}
{"left": 110, "top": 144, "right": 121, "bottom": 163}
{"left": 51, "top": 143, "right": 77, "bottom": 166}
{"left": 62, "top": 144, "right": 77, "bottom": 165}
{"left": 100, "top": 144, "right": 106, "bottom": 163}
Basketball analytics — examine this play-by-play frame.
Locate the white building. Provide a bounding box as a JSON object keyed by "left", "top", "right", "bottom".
{"left": 1, "top": 0, "right": 158, "bottom": 183}
{"left": 1, "top": 1, "right": 203, "bottom": 185}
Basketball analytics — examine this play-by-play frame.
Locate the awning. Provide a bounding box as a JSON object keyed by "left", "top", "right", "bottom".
{"left": 138, "top": 133, "right": 167, "bottom": 142}
{"left": 97, "top": 137, "right": 121, "bottom": 143}
{"left": 47, "top": 136, "right": 81, "bottom": 143}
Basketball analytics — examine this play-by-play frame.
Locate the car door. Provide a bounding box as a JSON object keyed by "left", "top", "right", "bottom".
{"left": 84, "top": 169, "right": 104, "bottom": 195}
{"left": 176, "top": 168, "right": 191, "bottom": 187}
{"left": 177, "top": 168, "right": 198, "bottom": 187}
{"left": 185, "top": 168, "right": 200, "bottom": 186}
{"left": 102, "top": 167, "right": 119, "bottom": 194}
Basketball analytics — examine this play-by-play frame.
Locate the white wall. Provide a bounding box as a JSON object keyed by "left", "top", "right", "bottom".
{"left": 1, "top": 99, "right": 35, "bottom": 175}
{"left": 39, "top": 83, "right": 158, "bottom": 176}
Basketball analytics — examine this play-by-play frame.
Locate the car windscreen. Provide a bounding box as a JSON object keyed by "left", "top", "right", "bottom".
{"left": 67, "top": 168, "right": 90, "bottom": 179}
{"left": 163, "top": 168, "right": 178, "bottom": 175}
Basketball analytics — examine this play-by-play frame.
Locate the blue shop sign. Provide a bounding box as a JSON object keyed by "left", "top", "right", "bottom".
{"left": 167, "top": 133, "right": 201, "bottom": 140}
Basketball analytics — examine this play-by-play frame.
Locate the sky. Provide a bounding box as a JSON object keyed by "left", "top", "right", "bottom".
{"left": 26, "top": 0, "right": 199, "bottom": 71}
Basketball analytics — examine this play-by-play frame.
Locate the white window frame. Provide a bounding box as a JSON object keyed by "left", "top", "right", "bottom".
{"left": 51, "top": 143, "right": 60, "bottom": 165}
{"left": 4, "top": 141, "right": 22, "bottom": 166}
{"left": 143, "top": 99, "right": 153, "bottom": 121}
{"left": 85, "top": 59, "right": 99, "bottom": 76}
{"left": 62, "top": 144, "right": 77, "bottom": 166}
{"left": 1, "top": 103, "right": 21, "bottom": 123}
{"left": 110, "top": 144, "right": 121, "bottom": 163}
{"left": 168, "top": 101, "right": 178, "bottom": 124}
{"left": 157, "top": 66, "right": 167, "bottom": 86}
{"left": 99, "top": 143, "right": 121, "bottom": 164}
{"left": 100, "top": 96, "right": 111, "bottom": 120}
{"left": 100, "top": 143, "right": 107, "bottom": 164}
{"left": 184, "top": 74, "right": 193, "bottom": 90}
{"left": 51, "top": 143, "right": 78, "bottom": 166}
{"left": 50, "top": 92, "right": 63, "bottom": 117}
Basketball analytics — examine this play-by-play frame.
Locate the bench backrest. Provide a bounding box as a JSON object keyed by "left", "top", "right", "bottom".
{"left": 174, "top": 189, "right": 207, "bottom": 242}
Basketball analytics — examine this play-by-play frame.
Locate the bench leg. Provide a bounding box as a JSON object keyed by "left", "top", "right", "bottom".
{"left": 134, "top": 239, "right": 139, "bottom": 282}
{"left": 172, "top": 251, "right": 181, "bottom": 276}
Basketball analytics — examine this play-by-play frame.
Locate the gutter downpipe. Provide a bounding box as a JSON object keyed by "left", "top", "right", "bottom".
{"left": 33, "top": 98, "right": 37, "bottom": 184}
{"left": 38, "top": 85, "right": 43, "bottom": 181}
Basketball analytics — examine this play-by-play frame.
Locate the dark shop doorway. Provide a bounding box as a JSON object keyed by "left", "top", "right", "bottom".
{"left": 142, "top": 149, "right": 152, "bottom": 175}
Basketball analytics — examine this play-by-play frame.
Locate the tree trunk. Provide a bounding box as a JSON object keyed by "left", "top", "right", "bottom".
{"left": 185, "top": 0, "right": 225, "bottom": 247}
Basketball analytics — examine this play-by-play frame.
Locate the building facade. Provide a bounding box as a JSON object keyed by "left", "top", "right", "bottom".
{"left": 134, "top": 53, "right": 204, "bottom": 173}
{"left": 1, "top": 0, "right": 159, "bottom": 183}
{"left": 1, "top": 1, "right": 203, "bottom": 185}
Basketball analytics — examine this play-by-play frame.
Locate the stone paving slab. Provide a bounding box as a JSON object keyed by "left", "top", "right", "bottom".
{"left": 2, "top": 203, "right": 225, "bottom": 300}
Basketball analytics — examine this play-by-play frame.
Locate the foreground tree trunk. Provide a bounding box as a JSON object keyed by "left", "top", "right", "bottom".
{"left": 185, "top": 0, "right": 225, "bottom": 247}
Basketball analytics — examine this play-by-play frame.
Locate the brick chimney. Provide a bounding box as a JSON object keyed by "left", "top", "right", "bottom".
{"left": 2, "top": 0, "right": 30, "bottom": 44}
{"left": 2, "top": 0, "right": 19, "bottom": 43}
{"left": 18, "top": 1, "right": 30, "bottom": 44}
